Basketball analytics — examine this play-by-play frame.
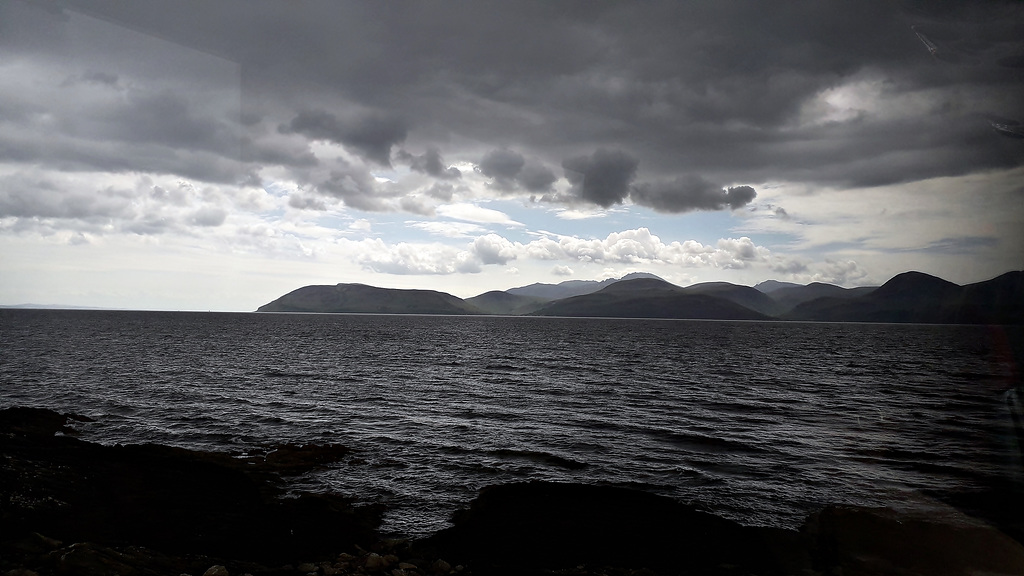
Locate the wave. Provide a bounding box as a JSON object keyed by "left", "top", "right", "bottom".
{"left": 486, "top": 448, "right": 589, "bottom": 470}
{"left": 3, "top": 311, "right": 1019, "bottom": 539}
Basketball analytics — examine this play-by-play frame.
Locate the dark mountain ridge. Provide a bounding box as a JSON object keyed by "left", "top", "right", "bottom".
{"left": 681, "top": 281, "right": 784, "bottom": 317}
{"left": 257, "top": 283, "right": 481, "bottom": 315}
{"left": 768, "top": 283, "right": 877, "bottom": 314}
{"left": 257, "top": 270, "right": 1023, "bottom": 324}
{"left": 529, "top": 278, "right": 771, "bottom": 320}
{"left": 594, "top": 277, "right": 678, "bottom": 294}
{"left": 753, "top": 280, "right": 803, "bottom": 293}
{"left": 506, "top": 272, "right": 663, "bottom": 300}
{"left": 465, "top": 290, "right": 548, "bottom": 315}
{"left": 784, "top": 270, "right": 1023, "bottom": 324}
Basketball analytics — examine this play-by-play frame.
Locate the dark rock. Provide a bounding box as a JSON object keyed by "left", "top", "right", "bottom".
{"left": 0, "top": 406, "right": 92, "bottom": 437}
{"left": 254, "top": 443, "right": 351, "bottom": 474}
{"left": 415, "top": 481, "right": 806, "bottom": 575}
{"left": 45, "top": 542, "right": 203, "bottom": 576}
{"left": 416, "top": 483, "right": 1024, "bottom": 575}
{"left": 0, "top": 533, "right": 57, "bottom": 576}
{"left": 0, "top": 407, "right": 381, "bottom": 569}
{"left": 363, "top": 552, "right": 388, "bottom": 571}
{"left": 804, "top": 505, "right": 1024, "bottom": 576}
{"left": 52, "top": 543, "right": 141, "bottom": 576}
{"left": 3, "top": 569, "right": 41, "bottom": 576}
{"left": 8, "top": 407, "right": 1023, "bottom": 576}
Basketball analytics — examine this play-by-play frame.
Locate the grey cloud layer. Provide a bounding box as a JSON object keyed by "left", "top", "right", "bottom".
{"left": 396, "top": 148, "right": 461, "bottom": 180}
{"left": 563, "top": 149, "right": 639, "bottom": 208}
{"left": 281, "top": 110, "right": 408, "bottom": 167}
{"left": 478, "top": 149, "right": 557, "bottom": 193}
{"left": 0, "top": 171, "right": 231, "bottom": 236}
{"left": 3, "top": 0, "right": 1023, "bottom": 218}
{"left": 631, "top": 178, "right": 757, "bottom": 213}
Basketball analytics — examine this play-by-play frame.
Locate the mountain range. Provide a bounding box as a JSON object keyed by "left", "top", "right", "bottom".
{"left": 256, "top": 270, "right": 1024, "bottom": 325}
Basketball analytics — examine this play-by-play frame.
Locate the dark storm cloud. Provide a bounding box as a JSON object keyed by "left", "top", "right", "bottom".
{"left": 0, "top": 173, "right": 131, "bottom": 221}
{"left": 562, "top": 149, "right": 639, "bottom": 208}
{"left": 630, "top": 176, "right": 757, "bottom": 213}
{"left": 0, "top": 66, "right": 257, "bottom": 185}
{"left": 478, "top": 149, "right": 558, "bottom": 193}
{"left": 5, "top": 0, "right": 1024, "bottom": 211}
{"left": 281, "top": 110, "right": 407, "bottom": 166}
{"left": 0, "top": 131, "right": 253, "bottom": 186}
{"left": 61, "top": 70, "right": 120, "bottom": 87}
{"left": 517, "top": 163, "right": 558, "bottom": 193}
{"left": 396, "top": 147, "right": 461, "bottom": 179}
{"left": 313, "top": 163, "right": 390, "bottom": 212}
{"left": 106, "top": 90, "right": 228, "bottom": 150}
{"left": 479, "top": 149, "right": 526, "bottom": 185}
{"left": 240, "top": 135, "right": 319, "bottom": 168}
{"left": 726, "top": 186, "right": 757, "bottom": 209}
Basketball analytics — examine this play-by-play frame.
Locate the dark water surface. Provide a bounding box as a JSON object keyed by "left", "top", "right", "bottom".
{"left": 2, "top": 309, "right": 1022, "bottom": 537}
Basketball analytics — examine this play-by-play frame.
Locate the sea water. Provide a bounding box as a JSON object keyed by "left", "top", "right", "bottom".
{"left": 1, "top": 309, "right": 1021, "bottom": 537}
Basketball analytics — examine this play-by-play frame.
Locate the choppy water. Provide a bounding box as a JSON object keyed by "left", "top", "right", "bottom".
{"left": 2, "top": 309, "right": 1022, "bottom": 537}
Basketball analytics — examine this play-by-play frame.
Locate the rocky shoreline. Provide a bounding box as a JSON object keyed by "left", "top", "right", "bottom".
{"left": 3, "top": 407, "right": 1024, "bottom": 576}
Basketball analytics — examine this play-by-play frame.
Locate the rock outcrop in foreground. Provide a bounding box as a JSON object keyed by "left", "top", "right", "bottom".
{"left": 414, "top": 482, "right": 1024, "bottom": 576}
{"left": 0, "top": 407, "right": 382, "bottom": 575}
{"left": 4, "top": 407, "right": 1024, "bottom": 576}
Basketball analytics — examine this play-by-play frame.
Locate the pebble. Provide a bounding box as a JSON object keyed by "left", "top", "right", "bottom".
{"left": 203, "top": 566, "right": 229, "bottom": 576}
{"left": 364, "top": 552, "right": 387, "bottom": 570}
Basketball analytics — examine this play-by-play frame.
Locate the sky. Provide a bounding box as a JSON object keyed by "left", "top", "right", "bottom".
{"left": 1, "top": 0, "right": 1022, "bottom": 311}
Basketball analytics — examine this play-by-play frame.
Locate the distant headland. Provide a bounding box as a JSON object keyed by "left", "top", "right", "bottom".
{"left": 257, "top": 270, "right": 1023, "bottom": 324}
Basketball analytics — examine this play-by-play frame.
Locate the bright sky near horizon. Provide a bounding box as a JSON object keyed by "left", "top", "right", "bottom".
{"left": 1, "top": 0, "right": 1022, "bottom": 311}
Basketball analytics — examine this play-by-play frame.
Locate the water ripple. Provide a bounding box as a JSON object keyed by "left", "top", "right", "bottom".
{"left": 1, "top": 309, "right": 1021, "bottom": 537}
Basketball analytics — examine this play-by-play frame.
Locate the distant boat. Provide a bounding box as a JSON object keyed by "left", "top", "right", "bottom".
{"left": 912, "top": 26, "right": 939, "bottom": 56}
{"left": 990, "top": 121, "right": 1024, "bottom": 139}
